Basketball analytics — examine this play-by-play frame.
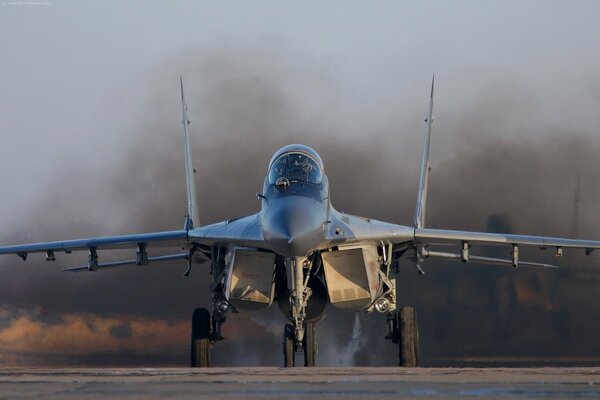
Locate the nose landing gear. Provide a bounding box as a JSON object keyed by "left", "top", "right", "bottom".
{"left": 281, "top": 256, "right": 323, "bottom": 367}
{"left": 283, "top": 321, "right": 317, "bottom": 367}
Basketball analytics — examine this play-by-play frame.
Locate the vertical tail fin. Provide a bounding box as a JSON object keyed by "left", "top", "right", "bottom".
{"left": 180, "top": 77, "right": 200, "bottom": 230}
{"left": 414, "top": 76, "right": 434, "bottom": 229}
{"left": 570, "top": 173, "right": 581, "bottom": 238}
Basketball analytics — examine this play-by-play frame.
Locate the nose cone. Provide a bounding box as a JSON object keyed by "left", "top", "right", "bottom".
{"left": 262, "top": 197, "right": 326, "bottom": 257}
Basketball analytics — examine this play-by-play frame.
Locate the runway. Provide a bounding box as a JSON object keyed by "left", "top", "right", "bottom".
{"left": 1, "top": 367, "right": 599, "bottom": 399}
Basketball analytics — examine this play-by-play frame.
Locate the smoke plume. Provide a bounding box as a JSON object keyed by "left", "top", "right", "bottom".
{"left": 1, "top": 48, "right": 600, "bottom": 365}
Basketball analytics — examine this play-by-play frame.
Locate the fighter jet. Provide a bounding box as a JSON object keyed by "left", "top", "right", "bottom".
{"left": 2, "top": 77, "right": 599, "bottom": 367}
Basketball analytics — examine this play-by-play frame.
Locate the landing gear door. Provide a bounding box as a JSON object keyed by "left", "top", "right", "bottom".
{"left": 321, "top": 245, "right": 380, "bottom": 310}
{"left": 225, "top": 248, "right": 276, "bottom": 310}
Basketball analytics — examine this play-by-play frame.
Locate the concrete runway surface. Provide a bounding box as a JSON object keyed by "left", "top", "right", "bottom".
{"left": 0, "top": 367, "right": 599, "bottom": 399}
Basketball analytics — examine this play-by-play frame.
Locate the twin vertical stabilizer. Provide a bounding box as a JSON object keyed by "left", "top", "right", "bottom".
{"left": 181, "top": 75, "right": 432, "bottom": 231}
{"left": 180, "top": 77, "right": 200, "bottom": 230}
{"left": 414, "top": 76, "right": 434, "bottom": 229}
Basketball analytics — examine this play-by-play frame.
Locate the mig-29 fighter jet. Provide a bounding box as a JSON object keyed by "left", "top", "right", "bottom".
{"left": 2, "top": 77, "right": 599, "bottom": 367}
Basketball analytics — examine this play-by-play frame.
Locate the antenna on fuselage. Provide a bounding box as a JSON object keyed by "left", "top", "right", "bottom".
{"left": 414, "top": 75, "right": 434, "bottom": 230}
{"left": 181, "top": 76, "right": 200, "bottom": 230}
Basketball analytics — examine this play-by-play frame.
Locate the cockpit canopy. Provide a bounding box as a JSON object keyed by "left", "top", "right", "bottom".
{"left": 268, "top": 152, "right": 323, "bottom": 184}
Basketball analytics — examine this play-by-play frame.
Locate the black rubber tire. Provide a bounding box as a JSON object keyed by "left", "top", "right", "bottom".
{"left": 303, "top": 322, "right": 316, "bottom": 367}
{"left": 399, "top": 306, "right": 420, "bottom": 367}
{"left": 283, "top": 323, "right": 295, "bottom": 367}
{"left": 191, "top": 308, "right": 211, "bottom": 367}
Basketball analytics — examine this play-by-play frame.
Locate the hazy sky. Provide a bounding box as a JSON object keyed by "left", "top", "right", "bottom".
{"left": 1, "top": 1, "right": 600, "bottom": 366}
{"left": 1, "top": 0, "right": 599, "bottom": 222}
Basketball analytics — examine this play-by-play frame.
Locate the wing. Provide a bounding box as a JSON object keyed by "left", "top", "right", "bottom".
{"left": 324, "top": 208, "right": 600, "bottom": 269}
{"left": 0, "top": 213, "right": 266, "bottom": 270}
{"left": 411, "top": 227, "right": 600, "bottom": 269}
{"left": 189, "top": 213, "right": 266, "bottom": 249}
{"left": 325, "top": 210, "right": 415, "bottom": 246}
{"left": 415, "top": 228, "right": 600, "bottom": 253}
{"left": 0, "top": 230, "right": 190, "bottom": 258}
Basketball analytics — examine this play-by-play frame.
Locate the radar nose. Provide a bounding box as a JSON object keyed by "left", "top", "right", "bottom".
{"left": 262, "top": 197, "right": 326, "bottom": 257}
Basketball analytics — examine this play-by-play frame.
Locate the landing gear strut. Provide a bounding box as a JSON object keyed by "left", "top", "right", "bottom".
{"left": 286, "top": 257, "right": 312, "bottom": 343}
{"left": 190, "top": 247, "right": 233, "bottom": 368}
{"left": 281, "top": 255, "right": 323, "bottom": 367}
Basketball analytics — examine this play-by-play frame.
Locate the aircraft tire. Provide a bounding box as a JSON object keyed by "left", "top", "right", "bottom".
{"left": 191, "top": 308, "right": 211, "bottom": 367}
{"left": 399, "top": 306, "right": 420, "bottom": 367}
{"left": 303, "top": 322, "right": 316, "bottom": 367}
{"left": 283, "top": 323, "right": 295, "bottom": 367}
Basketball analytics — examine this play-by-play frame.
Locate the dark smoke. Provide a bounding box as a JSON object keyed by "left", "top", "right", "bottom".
{"left": 1, "top": 49, "right": 600, "bottom": 366}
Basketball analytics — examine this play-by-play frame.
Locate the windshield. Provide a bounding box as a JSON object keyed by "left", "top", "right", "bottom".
{"left": 268, "top": 152, "right": 322, "bottom": 184}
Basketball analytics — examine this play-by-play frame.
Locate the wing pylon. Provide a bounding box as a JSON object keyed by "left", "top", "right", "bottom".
{"left": 64, "top": 252, "right": 194, "bottom": 272}
{"left": 421, "top": 248, "right": 559, "bottom": 270}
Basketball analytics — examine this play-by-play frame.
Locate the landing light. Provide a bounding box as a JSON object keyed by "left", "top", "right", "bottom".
{"left": 374, "top": 298, "right": 391, "bottom": 313}
{"left": 216, "top": 300, "right": 229, "bottom": 314}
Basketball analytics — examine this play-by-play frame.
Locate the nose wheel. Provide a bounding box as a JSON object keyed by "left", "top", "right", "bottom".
{"left": 283, "top": 323, "right": 296, "bottom": 367}
{"left": 303, "top": 322, "right": 316, "bottom": 366}
{"left": 283, "top": 322, "right": 317, "bottom": 367}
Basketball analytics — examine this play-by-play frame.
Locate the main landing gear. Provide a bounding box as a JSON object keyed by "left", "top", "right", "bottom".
{"left": 190, "top": 308, "right": 211, "bottom": 367}
{"left": 190, "top": 247, "right": 232, "bottom": 368}
{"left": 189, "top": 248, "right": 418, "bottom": 368}
{"left": 193, "top": 306, "right": 419, "bottom": 368}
